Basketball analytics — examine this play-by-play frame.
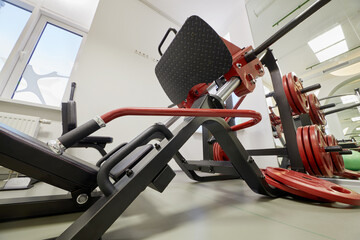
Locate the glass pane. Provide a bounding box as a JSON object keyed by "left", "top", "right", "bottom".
{"left": 12, "top": 23, "right": 83, "bottom": 107}
{"left": 0, "top": 1, "right": 31, "bottom": 71}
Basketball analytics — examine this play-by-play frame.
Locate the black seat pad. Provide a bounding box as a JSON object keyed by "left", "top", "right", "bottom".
{"left": 0, "top": 123, "right": 98, "bottom": 192}
{"left": 155, "top": 15, "right": 232, "bottom": 105}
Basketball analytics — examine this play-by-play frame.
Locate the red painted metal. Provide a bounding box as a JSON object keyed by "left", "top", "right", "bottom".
{"left": 286, "top": 72, "right": 308, "bottom": 114}
{"left": 221, "top": 38, "right": 265, "bottom": 97}
{"left": 325, "top": 135, "right": 345, "bottom": 174}
{"left": 308, "top": 93, "right": 326, "bottom": 125}
{"left": 178, "top": 83, "right": 210, "bottom": 108}
{"left": 266, "top": 167, "right": 360, "bottom": 205}
{"left": 213, "top": 142, "right": 229, "bottom": 161}
{"left": 282, "top": 74, "right": 300, "bottom": 114}
{"left": 338, "top": 169, "right": 360, "bottom": 180}
{"left": 224, "top": 95, "right": 246, "bottom": 122}
{"left": 309, "top": 125, "right": 333, "bottom": 177}
{"left": 263, "top": 170, "right": 331, "bottom": 202}
{"left": 302, "top": 126, "right": 322, "bottom": 176}
{"left": 296, "top": 127, "right": 315, "bottom": 175}
{"left": 100, "top": 108, "right": 262, "bottom": 128}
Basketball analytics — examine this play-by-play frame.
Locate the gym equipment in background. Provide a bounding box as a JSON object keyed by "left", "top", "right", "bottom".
{"left": 1, "top": 1, "right": 358, "bottom": 239}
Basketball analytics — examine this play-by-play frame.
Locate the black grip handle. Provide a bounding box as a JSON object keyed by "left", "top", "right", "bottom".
{"left": 158, "top": 28, "right": 177, "bottom": 56}
{"left": 300, "top": 83, "right": 321, "bottom": 94}
{"left": 319, "top": 103, "right": 335, "bottom": 110}
{"left": 58, "top": 119, "right": 101, "bottom": 148}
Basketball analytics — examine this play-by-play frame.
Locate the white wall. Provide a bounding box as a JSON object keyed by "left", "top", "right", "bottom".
{"left": 17, "top": 0, "right": 99, "bottom": 31}
{"left": 67, "top": 0, "right": 277, "bottom": 168}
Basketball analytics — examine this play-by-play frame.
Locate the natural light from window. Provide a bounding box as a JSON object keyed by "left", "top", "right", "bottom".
{"left": 0, "top": 1, "right": 31, "bottom": 72}
{"left": 12, "top": 23, "right": 82, "bottom": 107}
{"left": 308, "top": 25, "right": 348, "bottom": 62}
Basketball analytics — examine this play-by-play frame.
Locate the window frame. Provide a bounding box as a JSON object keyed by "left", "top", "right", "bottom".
{"left": 0, "top": 0, "right": 87, "bottom": 108}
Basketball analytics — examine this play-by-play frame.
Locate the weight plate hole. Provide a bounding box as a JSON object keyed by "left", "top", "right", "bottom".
{"left": 330, "top": 186, "right": 351, "bottom": 194}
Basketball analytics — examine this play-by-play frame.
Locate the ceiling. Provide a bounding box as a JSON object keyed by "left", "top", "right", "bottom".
{"left": 140, "top": 0, "right": 360, "bottom": 139}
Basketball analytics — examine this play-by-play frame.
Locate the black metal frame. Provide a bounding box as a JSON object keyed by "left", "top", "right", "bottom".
{"left": 57, "top": 95, "right": 281, "bottom": 239}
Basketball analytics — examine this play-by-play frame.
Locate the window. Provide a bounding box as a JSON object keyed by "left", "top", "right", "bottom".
{"left": 0, "top": 0, "right": 31, "bottom": 71}
{"left": 12, "top": 23, "right": 82, "bottom": 107}
{"left": 0, "top": 1, "right": 85, "bottom": 108}
{"left": 308, "top": 25, "right": 348, "bottom": 62}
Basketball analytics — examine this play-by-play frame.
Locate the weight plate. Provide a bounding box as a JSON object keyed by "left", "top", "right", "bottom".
{"left": 282, "top": 74, "right": 301, "bottom": 115}
{"left": 296, "top": 127, "right": 315, "bottom": 175}
{"left": 309, "top": 125, "right": 333, "bottom": 177}
{"left": 286, "top": 72, "right": 308, "bottom": 114}
{"left": 325, "top": 135, "right": 345, "bottom": 174}
{"left": 338, "top": 169, "right": 360, "bottom": 180}
{"left": 264, "top": 170, "right": 330, "bottom": 202}
{"left": 266, "top": 167, "right": 360, "bottom": 205}
{"left": 302, "top": 126, "right": 322, "bottom": 176}
{"left": 308, "top": 94, "right": 326, "bottom": 125}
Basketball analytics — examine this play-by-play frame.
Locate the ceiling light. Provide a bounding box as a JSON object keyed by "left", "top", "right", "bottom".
{"left": 351, "top": 116, "right": 360, "bottom": 122}
{"left": 341, "top": 95, "right": 359, "bottom": 104}
{"left": 308, "top": 25, "right": 345, "bottom": 53}
{"left": 331, "top": 62, "right": 360, "bottom": 76}
{"left": 315, "top": 40, "right": 348, "bottom": 62}
{"left": 343, "top": 127, "right": 349, "bottom": 135}
{"left": 356, "top": 127, "right": 360, "bottom": 131}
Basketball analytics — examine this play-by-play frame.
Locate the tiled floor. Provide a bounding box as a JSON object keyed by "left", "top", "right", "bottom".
{"left": 0, "top": 172, "right": 360, "bottom": 240}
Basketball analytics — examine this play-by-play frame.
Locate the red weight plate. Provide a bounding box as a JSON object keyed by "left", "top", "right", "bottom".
{"left": 286, "top": 73, "right": 308, "bottom": 114}
{"left": 308, "top": 94, "right": 326, "bottom": 125}
{"left": 282, "top": 74, "right": 301, "bottom": 115}
{"left": 266, "top": 167, "right": 360, "bottom": 205}
{"left": 309, "top": 125, "right": 333, "bottom": 177}
{"left": 302, "top": 126, "right": 322, "bottom": 176}
{"left": 296, "top": 127, "right": 315, "bottom": 175}
{"left": 325, "top": 135, "right": 345, "bottom": 174}
{"left": 264, "top": 171, "right": 331, "bottom": 202}
{"left": 338, "top": 169, "right": 360, "bottom": 180}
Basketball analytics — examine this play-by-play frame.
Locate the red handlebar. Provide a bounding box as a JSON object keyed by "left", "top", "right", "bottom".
{"left": 100, "top": 107, "right": 261, "bottom": 130}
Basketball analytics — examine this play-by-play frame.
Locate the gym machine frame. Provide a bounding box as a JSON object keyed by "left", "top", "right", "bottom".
{"left": 0, "top": 1, "right": 332, "bottom": 239}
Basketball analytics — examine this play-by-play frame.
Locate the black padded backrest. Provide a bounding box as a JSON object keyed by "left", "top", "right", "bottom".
{"left": 155, "top": 15, "right": 233, "bottom": 105}
{"left": 0, "top": 123, "right": 98, "bottom": 192}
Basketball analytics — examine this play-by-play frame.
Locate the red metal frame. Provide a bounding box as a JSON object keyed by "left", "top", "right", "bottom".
{"left": 101, "top": 107, "right": 262, "bottom": 130}
{"left": 177, "top": 39, "right": 265, "bottom": 109}
{"left": 222, "top": 38, "right": 265, "bottom": 97}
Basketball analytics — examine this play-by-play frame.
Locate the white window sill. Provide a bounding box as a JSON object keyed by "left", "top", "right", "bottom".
{"left": 0, "top": 97, "right": 61, "bottom": 121}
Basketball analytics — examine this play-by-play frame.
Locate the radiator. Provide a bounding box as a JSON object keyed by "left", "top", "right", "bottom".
{"left": 0, "top": 112, "right": 44, "bottom": 178}
{"left": 0, "top": 112, "right": 41, "bottom": 137}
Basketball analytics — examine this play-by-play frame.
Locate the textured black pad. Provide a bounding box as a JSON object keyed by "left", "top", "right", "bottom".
{"left": 155, "top": 15, "right": 232, "bottom": 104}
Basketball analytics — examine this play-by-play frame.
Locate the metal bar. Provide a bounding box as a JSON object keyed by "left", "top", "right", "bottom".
{"left": 261, "top": 50, "right": 304, "bottom": 172}
{"left": 250, "top": 0, "right": 331, "bottom": 57}
{"left": 185, "top": 160, "right": 240, "bottom": 176}
{"left": 300, "top": 83, "right": 321, "bottom": 93}
{"left": 324, "top": 146, "right": 342, "bottom": 152}
{"left": 272, "top": 0, "right": 311, "bottom": 27}
{"left": 247, "top": 148, "right": 288, "bottom": 156}
{"left": 319, "top": 103, "right": 335, "bottom": 110}
{"left": 324, "top": 102, "right": 360, "bottom": 115}
{"left": 0, "top": 192, "right": 101, "bottom": 222}
{"left": 214, "top": 77, "right": 240, "bottom": 102}
{"left": 339, "top": 150, "right": 352, "bottom": 155}
{"left": 163, "top": 116, "right": 181, "bottom": 128}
